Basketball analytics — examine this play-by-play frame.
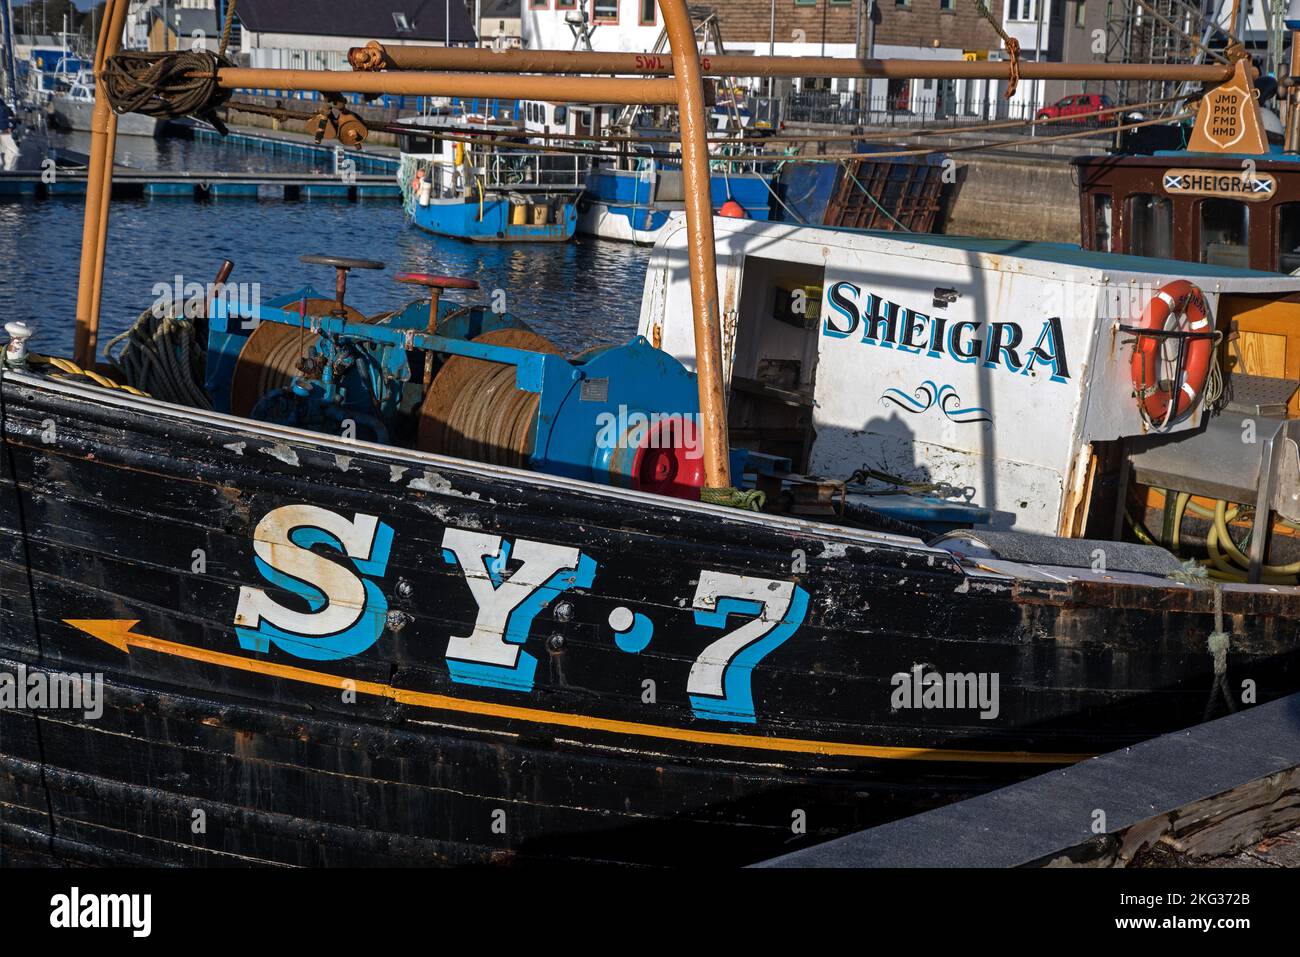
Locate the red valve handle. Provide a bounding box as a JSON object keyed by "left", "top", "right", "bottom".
{"left": 395, "top": 272, "right": 480, "bottom": 291}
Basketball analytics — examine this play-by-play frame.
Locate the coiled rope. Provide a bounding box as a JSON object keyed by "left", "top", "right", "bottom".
{"left": 104, "top": 307, "right": 213, "bottom": 409}
{"left": 101, "top": 49, "right": 233, "bottom": 134}
{"left": 700, "top": 486, "right": 766, "bottom": 511}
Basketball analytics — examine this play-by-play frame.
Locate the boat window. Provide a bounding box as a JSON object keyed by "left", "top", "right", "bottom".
{"left": 887, "top": 78, "right": 910, "bottom": 111}
{"left": 1200, "top": 198, "right": 1249, "bottom": 268}
{"left": 1126, "top": 193, "right": 1173, "bottom": 259}
{"left": 1278, "top": 203, "right": 1300, "bottom": 273}
{"left": 1092, "top": 193, "right": 1113, "bottom": 252}
{"left": 554, "top": 106, "right": 568, "bottom": 126}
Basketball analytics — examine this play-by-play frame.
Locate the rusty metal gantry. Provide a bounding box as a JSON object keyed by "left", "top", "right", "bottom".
{"left": 72, "top": 0, "right": 1248, "bottom": 493}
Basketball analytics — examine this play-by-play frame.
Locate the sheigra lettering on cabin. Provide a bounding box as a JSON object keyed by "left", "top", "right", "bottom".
{"left": 231, "top": 504, "right": 807, "bottom": 721}
{"left": 822, "top": 280, "right": 1071, "bottom": 383}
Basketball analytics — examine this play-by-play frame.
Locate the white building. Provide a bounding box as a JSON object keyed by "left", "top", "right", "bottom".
{"left": 521, "top": 0, "right": 662, "bottom": 52}
{"left": 479, "top": 0, "right": 524, "bottom": 49}
{"left": 235, "top": 0, "right": 477, "bottom": 71}
{"left": 521, "top": 1, "right": 857, "bottom": 79}
{"left": 126, "top": 1, "right": 220, "bottom": 52}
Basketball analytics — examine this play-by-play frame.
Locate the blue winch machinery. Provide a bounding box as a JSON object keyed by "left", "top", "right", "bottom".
{"left": 206, "top": 255, "right": 708, "bottom": 498}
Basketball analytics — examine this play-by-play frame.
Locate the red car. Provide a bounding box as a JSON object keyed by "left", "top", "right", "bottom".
{"left": 1036, "top": 93, "right": 1114, "bottom": 123}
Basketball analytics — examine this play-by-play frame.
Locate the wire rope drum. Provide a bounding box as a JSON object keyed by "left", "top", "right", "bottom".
{"left": 416, "top": 327, "right": 563, "bottom": 470}
{"left": 228, "top": 298, "right": 371, "bottom": 418}
{"left": 230, "top": 255, "right": 384, "bottom": 418}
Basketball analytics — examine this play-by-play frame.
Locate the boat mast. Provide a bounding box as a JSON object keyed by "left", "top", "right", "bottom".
{"left": 0, "top": 0, "right": 18, "bottom": 102}
{"left": 660, "top": 0, "right": 730, "bottom": 492}
{"left": 72, "top": 0, "right": 127, "bottom": 369}
{"left": 345, "top": 44, "right": 1235, "bottom": 84}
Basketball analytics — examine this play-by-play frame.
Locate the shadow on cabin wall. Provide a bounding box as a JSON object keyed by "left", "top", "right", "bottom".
{"left": 811, "top": 415, "right": 1021, "bottom": 529}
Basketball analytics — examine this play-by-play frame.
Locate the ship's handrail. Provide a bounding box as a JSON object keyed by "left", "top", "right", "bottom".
{"left": 480, "top": 151, "right": 586, "bottom": 191}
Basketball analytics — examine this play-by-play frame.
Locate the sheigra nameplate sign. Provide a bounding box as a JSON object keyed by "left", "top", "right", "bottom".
{"left": 1162, "top": 168, "right": 1276, "bottom": 202}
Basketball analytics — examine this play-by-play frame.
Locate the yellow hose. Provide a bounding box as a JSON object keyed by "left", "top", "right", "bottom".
{"left": 29, "top": 354, "right": 150, "bottom": 397}
{"left": 1205, "top": 519, "right": 1247, "bottom": 579}
{"left": 1212, "top": 498, "right": 1300, "bottom": 577}
{"left": 1171, "top": 490, "right": 1190, "bottom": 555}
{"left": 1148, "top": 487, "right": 1299, "bottom": 584}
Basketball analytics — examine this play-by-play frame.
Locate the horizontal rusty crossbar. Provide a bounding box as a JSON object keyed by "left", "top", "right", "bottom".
{"left": 212, "top": 68, "right": 681, "bottom": 106}
{"left": 347, "top": 42, "right": 1237, "bottom": 84}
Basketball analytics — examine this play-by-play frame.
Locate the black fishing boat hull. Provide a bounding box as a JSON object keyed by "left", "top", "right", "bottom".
{"left": 3, "top": 371, "right": 1299, "bottom": 866}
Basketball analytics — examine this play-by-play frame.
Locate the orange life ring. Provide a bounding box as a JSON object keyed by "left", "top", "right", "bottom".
{"left": 1130, "top": 280, "right": 1214, "bottom": 422}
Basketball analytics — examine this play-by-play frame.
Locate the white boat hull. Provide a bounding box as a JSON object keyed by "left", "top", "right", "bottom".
{"left": 50, "top": 96, "right": 169, "bottom": 138}
{"left": 576, "top": 199, "right": 669, "bottom": 245}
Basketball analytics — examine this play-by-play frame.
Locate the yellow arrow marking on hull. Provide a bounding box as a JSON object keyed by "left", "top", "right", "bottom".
{"left": 64, "top": 619, "right": 1093, "bottom": 765}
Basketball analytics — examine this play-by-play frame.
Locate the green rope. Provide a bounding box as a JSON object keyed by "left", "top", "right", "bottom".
{"left": 701, "top": 486, "right": 766, "bottom": 512}
{"left": 1203, "top": 581, "right": 1236, "bottom": 719}
{"left": 1167, "top": 558, "right": 1211, "bottom": 585}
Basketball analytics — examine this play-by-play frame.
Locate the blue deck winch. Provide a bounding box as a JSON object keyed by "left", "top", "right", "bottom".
{"left": 208, "top": 255, "right": 706, "bottom": 497}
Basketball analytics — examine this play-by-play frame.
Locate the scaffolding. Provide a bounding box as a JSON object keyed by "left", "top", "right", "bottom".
{"left": 612, "top": 5, "right": 725, "bottom": 129}
{"left": 1103, "top": 0, "right": 1230, "bottom": 110}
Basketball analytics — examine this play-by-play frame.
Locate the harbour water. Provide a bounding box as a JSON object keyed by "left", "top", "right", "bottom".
{"left": 0, "top": 129, "right": 651, "bottom": 356}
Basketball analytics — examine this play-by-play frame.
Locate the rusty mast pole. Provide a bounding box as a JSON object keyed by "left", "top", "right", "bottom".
{"left": 1287, "top": 30, "right": 1300, "bottom": 153}
{"left": 73, "top": 0, "right": 127, "bottom": 368}
{"left": 213, "top": 68, "right": 677, "bottom": 103}
{"left": 209, "top": 63, "right": 1240, "bottom": 106}
{"left": 661, "top": 0, "right": 731, "bottom": 492}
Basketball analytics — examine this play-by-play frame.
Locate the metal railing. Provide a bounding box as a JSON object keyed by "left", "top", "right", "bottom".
{"left": 783, "top": 90, "right": 1149, "bottom": 132}
{"left": 784, "top": 91, "right": 1039, "bottom": 127}
{"left": 480, "top": 150, "right": 588, "bottom": 191}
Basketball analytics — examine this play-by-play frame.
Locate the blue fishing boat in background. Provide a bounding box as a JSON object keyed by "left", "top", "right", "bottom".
{"left": 577, "top": 159, "right": 772, "bottom": 244}
{"left": 513, "top": 98, "right": 777, "bottom": 244}
{"left": 396, "top": 113, "right": 585, "bottom": 243}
